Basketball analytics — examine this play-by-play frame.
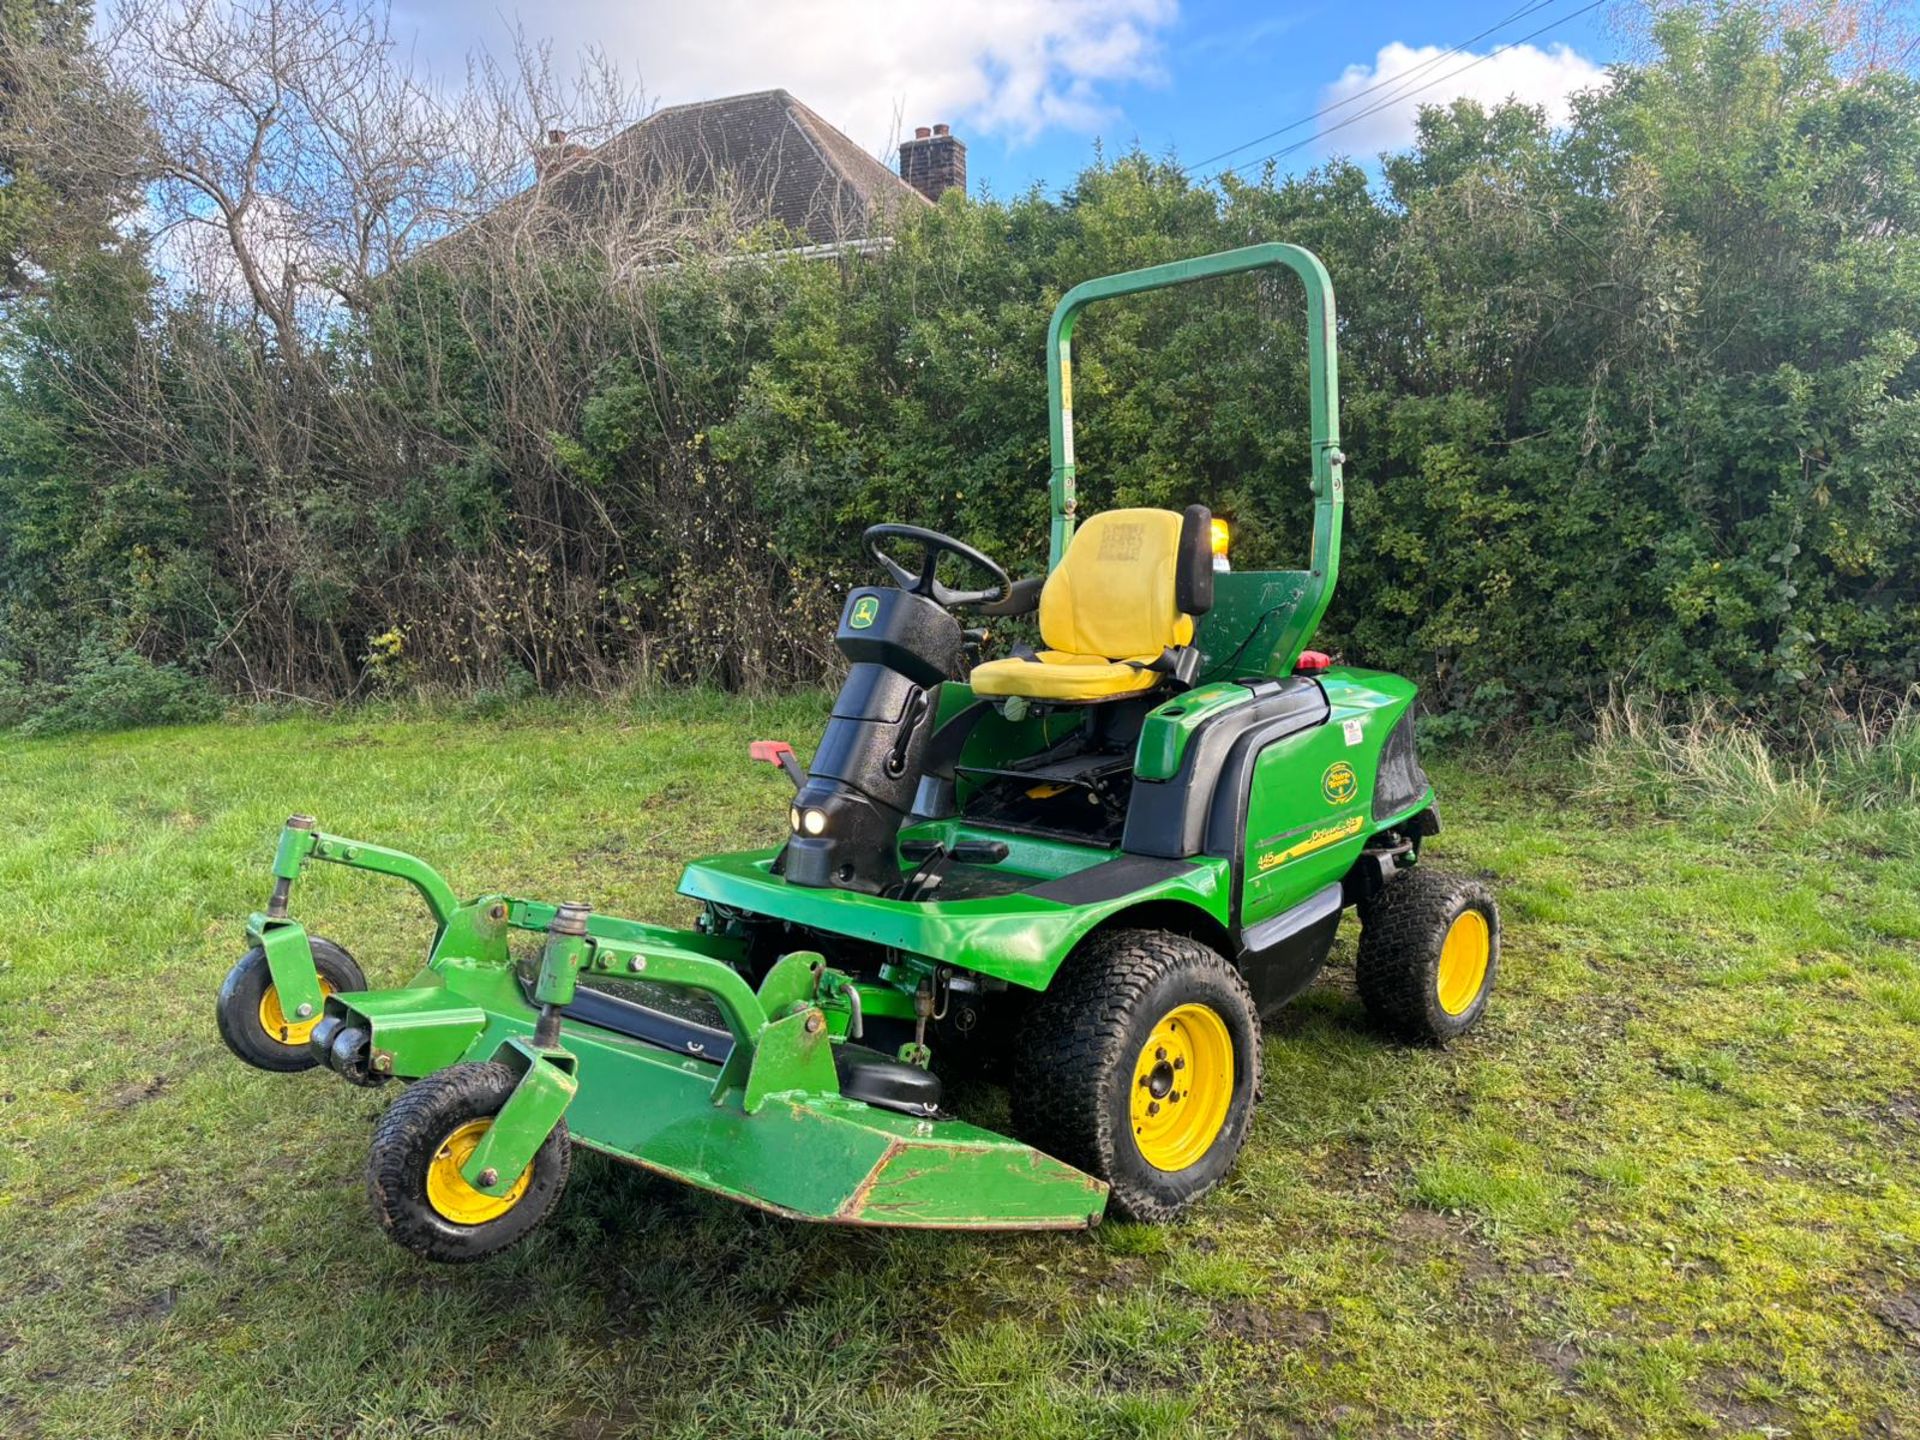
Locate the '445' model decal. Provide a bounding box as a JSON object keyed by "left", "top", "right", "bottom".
{"left": 1257, "top": 813, "right": 1364, "bottom": 871}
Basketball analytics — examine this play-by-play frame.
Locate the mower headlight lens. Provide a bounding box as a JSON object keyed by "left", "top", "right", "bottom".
{"left": 1210, "top": 518, "right": 1231, "bottom": 558}
{"left": 789, "top": 806, "right": 802, "bottom": 833}
{"left": 802, "top": 809, "right": 828, "bottom": 836}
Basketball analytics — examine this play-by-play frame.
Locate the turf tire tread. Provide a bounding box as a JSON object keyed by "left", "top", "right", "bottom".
{"left": 367, "top": 1061, "right": 572, "bottom": 1263}
{"left": 1355, "top": 867, "right": 1497, "bottom": 1045}
{"left": 1010, "top": 929, "right": 1260, "bottom": 1223}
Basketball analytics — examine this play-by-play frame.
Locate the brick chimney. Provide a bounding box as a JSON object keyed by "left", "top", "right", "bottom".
{"left": 534, "top": 128, "right": 590, "bottom": 181}
{"left": 898, "top": 122, "right": 965, "bottom": 201}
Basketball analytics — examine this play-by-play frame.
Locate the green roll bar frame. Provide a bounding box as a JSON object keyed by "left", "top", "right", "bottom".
{"left": 1044, "top": 242, "right": 1345, "bottom": 677}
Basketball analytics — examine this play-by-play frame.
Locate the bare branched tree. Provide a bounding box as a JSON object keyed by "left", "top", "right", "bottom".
{"left": 8, "top": 0, "right": 858, "bottom": 697}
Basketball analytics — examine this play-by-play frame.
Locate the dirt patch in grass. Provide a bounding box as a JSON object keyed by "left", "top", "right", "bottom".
{"left": 1873, "top": 1289, "right": 1920, "bottom": 1349}
{"left": 1214, "top": 1299, "right": 1330, "bottom": 1350}
{"left": 108, "top": 1075, "right": 171, "bottom": 1108}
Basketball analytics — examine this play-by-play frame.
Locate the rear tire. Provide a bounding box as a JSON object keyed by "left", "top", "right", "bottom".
{"left": 1356, "top": 868, "right": 1498, "bottom": 1044}
{"left": 1011, "top": 930, "right": 1261, "bottom": 1223}
{"left": 216, "top": 938, "right": 365, "bottom": 1072}
{"left": 367, "top": 1062, "right": 571, "bottom": 1263}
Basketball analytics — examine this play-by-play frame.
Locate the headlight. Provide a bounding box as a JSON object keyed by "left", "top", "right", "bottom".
{"left": 802, "top": 809, "right": 828, "bottom": 836}
{"left": 789, "top": 806, "right": 802, "bottom": 832}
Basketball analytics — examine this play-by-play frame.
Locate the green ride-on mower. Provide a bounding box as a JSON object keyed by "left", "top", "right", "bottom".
{"left": 216, "top": 244, "right": 1498, "bottom": 1261}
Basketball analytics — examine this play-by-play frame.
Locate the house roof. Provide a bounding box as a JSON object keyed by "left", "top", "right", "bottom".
{"left": 534, "top": 89, "right": 928, "bottom": 248}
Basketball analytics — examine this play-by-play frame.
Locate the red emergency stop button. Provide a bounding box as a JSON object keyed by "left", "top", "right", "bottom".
{"left": 1294, "top": 650, "right": 1332, "bottom": 674}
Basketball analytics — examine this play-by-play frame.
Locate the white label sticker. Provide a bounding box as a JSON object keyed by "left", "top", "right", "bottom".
{"left": 1343, "top": 719, "right": 1364, "bottom": 746}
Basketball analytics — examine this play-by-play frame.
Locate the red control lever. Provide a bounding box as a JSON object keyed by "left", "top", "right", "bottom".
{"left": 749, "top": 740, "right": 807, "bottom": 790}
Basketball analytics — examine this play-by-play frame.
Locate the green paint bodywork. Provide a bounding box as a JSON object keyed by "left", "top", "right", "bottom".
{"left": 680, "top": 840, "right": 1230, "bottom": 991}
{"left": 462, "top": 1036, "right": 579, "bottom": 1194}
{"left": 249, "top": 914, "right": 326, "bottom": 1026}
{"left": 225, "top": 244, "right": 1453, "bottom": 1238}
{"left": 266, "top": 824, "right": 1109, "bottom": 1226}
{"left": 1134, "top": 682, "right": 1259, "bottom": 782}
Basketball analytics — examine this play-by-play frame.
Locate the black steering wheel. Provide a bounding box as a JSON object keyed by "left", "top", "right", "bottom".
{"left": 864, "top": 524, "right": 1011, "bottom": 609}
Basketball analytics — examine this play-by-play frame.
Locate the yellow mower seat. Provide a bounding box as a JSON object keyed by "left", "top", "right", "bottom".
{"left": 970, "top": 507, "right": 1210, "bottom": 703}
{"left": 972, "top": 649, "right": 1166, "bottom": 702}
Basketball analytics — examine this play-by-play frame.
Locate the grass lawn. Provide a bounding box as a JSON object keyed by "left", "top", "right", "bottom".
{"left": 2, "top": 695, "right": 1918, "bottom": 1438}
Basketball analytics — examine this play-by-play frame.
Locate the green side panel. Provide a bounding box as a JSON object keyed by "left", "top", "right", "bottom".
{"left": 1237, "top": 667, "right": 1421, "bottom": 928}
{"left": 1134, "top": 682, "right": 1253, "bottom": 781}
{"left": 936, "top": 680, "right": 1087, "bottom": 809}
{"left": 678, "top": 845, "right": 1231, "bottom": 989}
{"left": 582, "top": 1076, "right": 1107, "bottom": 1228}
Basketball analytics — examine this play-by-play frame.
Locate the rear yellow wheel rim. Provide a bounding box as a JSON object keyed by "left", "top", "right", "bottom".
{"left": 1130, "top": 1003, "right": 1234, "bottom": 1172}
{"left": 425, "top": 1119, "right": 532, "bottom": 1226}
{"left": 257, "top": 978, "right": 335, "bottom": 1048}
{"left": 1437, "top": 910, "right": 1491, "bottom": 1015}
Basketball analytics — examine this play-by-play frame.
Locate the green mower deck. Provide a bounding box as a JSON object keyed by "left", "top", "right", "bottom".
{"left": 254, "top": 821, "right": 1109, "bottom": 1229}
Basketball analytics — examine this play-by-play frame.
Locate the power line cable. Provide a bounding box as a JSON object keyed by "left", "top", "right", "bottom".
{"left": 1180, "top": 0, "right": 1565, "bottom": 175}
{"left": 1205, "top": 0, "right": 1610, "bottom": 182}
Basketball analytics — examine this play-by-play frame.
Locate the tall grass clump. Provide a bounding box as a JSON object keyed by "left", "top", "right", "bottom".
{"left": 1584, "top": 692, "right": 1920, "bottom": 825}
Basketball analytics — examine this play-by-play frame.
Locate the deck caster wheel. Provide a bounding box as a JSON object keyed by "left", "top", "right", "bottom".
{"left": 1357, "top": 868, "right": 1498, "bottom": 1044}
{"left": 1011, "top": 929, "right": 1261, "bottom": 1223}
{"left": 216, "top": 938, "right": 366, "bottom": 1072}
{"left": 367, "top": 1062, "right": 571, "bottom": 1263}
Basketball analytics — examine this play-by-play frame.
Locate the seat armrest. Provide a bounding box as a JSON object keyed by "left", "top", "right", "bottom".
{"left": 976, "top": 576, "right": 1043, "bottom": 617}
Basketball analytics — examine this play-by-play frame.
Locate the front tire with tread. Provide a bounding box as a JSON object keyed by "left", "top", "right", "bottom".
{"left": 1011, "top": 929, "right": 1261, "bottom": 1223}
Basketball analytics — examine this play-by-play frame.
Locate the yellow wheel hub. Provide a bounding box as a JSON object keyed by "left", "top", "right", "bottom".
{"left": 1436, "top": 909, "right": 1491, "bottom": 1015}
{"left": 1130, "top": 1003, "right": 1234, "bottom": 1173}
{"left": 257, "top": 978, "right": 335, "bottom": 1048}
{"left": 425, "top": 1119, "right": 532, "bottom": 1226}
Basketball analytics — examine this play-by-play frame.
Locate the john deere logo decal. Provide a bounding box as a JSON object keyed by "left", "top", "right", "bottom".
{"left": 849, "top": 595, "right": 879, "bottom": 630}
{"left": 1322, "top": 761, "right": 1358, "bottom": 806}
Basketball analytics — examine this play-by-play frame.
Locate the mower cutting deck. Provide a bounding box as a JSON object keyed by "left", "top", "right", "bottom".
{"left": 217, "top": 243, "right": 1500, "bottom": 1261}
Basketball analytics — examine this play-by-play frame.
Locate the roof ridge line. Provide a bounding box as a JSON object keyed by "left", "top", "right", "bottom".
{"left": 643, "top": 87, "right": 792, "bottom": 125}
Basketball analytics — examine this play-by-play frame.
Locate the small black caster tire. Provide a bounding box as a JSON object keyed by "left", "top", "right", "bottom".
{"left": 1011, "top": 929, "right": 1261, "bottom": 1223}
{"left": 1356, "top": 867, "right": 1499, "bottom": 1045}
{"left": 367, "top": 1062, "right": 571, "bottom": 1263}
{"left": 216, "top": 938, "right": 366, "bottom": 1072}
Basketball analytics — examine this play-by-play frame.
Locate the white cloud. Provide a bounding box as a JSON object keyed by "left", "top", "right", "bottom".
{"left": 1315, "top": 39, "right": 1605, "bottom": 156}
{"left": 420, "top": 0, "right": 1177, "bottom": 153}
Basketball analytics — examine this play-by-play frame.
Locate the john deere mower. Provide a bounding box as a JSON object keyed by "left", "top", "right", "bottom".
{"left": 216, "top": 244, "right": 1498, "bottom": 1261}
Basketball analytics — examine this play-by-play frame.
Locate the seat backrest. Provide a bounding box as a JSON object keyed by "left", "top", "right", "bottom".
{"left": 1039, "top": 507, "right": 1212, "bottom": 661}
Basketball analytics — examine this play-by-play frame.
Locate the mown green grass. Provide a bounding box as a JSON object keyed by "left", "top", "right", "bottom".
{"left": 2, "top": 697, "right": 1918, "bottom": 1438}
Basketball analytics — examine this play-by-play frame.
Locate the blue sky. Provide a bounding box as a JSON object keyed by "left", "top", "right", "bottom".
{"left": 389, "top": 0, "right": 1625, "bottom": 193}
